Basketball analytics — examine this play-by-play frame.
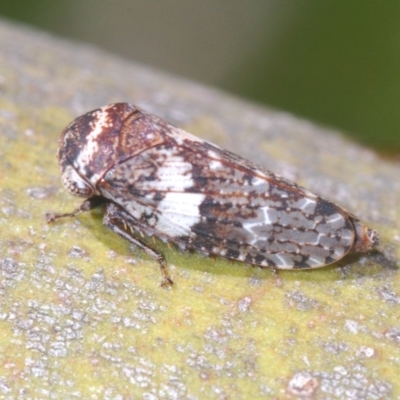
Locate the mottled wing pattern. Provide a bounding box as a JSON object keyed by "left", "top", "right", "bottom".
{"left": 100, "top": 129, "right": 356, "bottom": 270}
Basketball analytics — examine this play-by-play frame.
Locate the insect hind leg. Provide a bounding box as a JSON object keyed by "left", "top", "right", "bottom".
{"left": 103, "top": 203, "right": 173, "bottom": 288}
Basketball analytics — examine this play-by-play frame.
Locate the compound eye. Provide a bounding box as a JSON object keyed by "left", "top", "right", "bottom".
{"left": 61, "top": 165, "right": 94, "bottom": 198}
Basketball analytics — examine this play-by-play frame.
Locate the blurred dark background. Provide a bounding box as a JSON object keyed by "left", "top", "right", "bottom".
{"left": 1, "top": 1, "right": 400, "bottom": 156}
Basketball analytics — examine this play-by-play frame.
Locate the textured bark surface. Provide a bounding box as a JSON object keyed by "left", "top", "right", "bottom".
{"left": 0, "top": 18, "right": 399, "bottom": 399}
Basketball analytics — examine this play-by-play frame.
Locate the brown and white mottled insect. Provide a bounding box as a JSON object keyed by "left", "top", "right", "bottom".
{"left": 47, "top": 103, "right": 378, "bottom": 286}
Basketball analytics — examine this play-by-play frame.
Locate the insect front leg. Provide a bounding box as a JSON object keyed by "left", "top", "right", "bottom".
{"left": 46, "top": 196, "right": 107, "bottom": 223}
{"left": 103, "top": 203, "right": 173, "bottom": 288}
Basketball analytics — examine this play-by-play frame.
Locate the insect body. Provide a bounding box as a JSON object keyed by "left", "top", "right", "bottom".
{"left": 47, "top": 103, "right": 378, "bottom": 286}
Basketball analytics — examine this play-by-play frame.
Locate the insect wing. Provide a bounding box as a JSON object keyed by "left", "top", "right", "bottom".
{"left": 99, "top": 128, "right": 356, "bottom": 270}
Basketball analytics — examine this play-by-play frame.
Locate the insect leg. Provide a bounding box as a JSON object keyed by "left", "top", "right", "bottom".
{"left": 103, "top": 203, "right": 173, "bottom": 288}
{"left": 46, "top": 196, "right": 107, "bottom": 223}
